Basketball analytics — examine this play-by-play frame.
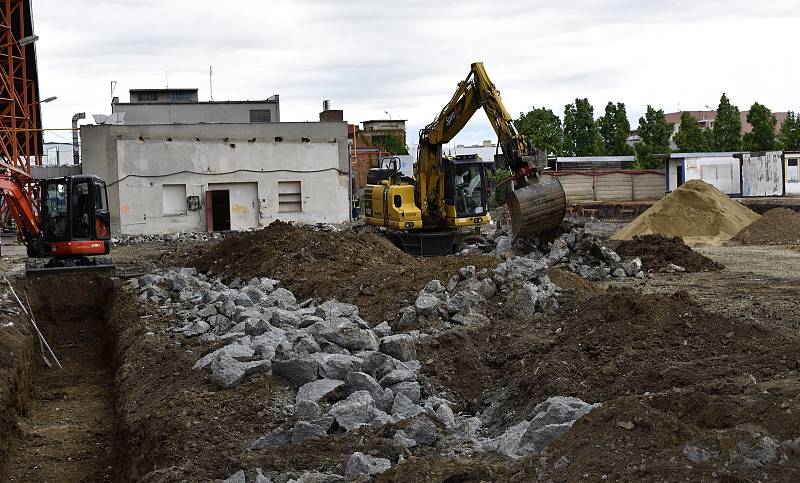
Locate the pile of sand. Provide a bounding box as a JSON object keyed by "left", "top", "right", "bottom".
{"left": 611, "top": 179, "right": 760, "bottom": 245}
{"left": 732, "top": 208, "right": 800, "bottom": 245}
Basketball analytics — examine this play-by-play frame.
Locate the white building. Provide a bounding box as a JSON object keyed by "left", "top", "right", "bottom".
{"left": 81, "top": 90, "right": 349, "bottom": 235}
{"left": 665, "top": 152, "right": 742, "bottom": 195}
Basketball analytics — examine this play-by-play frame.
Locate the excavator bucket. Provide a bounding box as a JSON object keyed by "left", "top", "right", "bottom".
{"left": 507, "top": 176, "right": 567, "bottom": 239}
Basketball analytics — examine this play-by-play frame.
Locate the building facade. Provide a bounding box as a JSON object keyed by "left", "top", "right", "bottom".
{"left": 111, "top": 88, "right": 280, "bottom": 125}
{"left": 81, "top": 122, "right": 349, "bottom": 235}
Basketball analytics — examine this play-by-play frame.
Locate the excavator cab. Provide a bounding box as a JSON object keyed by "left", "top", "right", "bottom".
{"left": 442, "top": 155, "right": 492, "bottom": 226}
{"left": 36, "top": 175, "right": 111, "bottom": 256}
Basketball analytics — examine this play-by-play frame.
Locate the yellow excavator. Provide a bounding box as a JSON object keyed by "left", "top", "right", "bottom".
{"left": 363, "top": 62, "right": 566, "bottom": 255}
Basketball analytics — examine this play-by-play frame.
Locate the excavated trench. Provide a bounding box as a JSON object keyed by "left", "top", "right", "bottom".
{"left": 2, "top": 275, "right": 121, "bottom": 482}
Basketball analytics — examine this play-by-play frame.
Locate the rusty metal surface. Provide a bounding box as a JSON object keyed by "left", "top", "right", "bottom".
{"left": 507, "top": 176, "right": 566, "bottom": 239}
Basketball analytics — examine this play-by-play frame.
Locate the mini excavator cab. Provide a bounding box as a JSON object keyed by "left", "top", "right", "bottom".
{"left": 33, "top": 175, "right": 111, "bottom": 258}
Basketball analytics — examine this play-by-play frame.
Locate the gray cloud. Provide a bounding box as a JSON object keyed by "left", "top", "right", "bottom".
{"left": 34, "top": 0, "right": 800, "bottom": 147}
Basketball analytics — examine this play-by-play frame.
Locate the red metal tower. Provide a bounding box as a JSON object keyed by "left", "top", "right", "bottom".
{"left": 0, "top": 0, "right": 41, "bottom": 227}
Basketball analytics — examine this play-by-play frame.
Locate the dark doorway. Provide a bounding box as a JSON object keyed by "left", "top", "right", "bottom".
{"left": 676, "top": 164, "right": 684, "bottom": 188}
{"left": 210, "top": 190, "right": 231, "bottom": 231}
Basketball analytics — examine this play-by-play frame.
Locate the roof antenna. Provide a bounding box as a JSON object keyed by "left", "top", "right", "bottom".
{"left": 165, "top": 71, "right": 169, "bottom": 88}
{"left": 209, "top": 66, "right": 214, "bottom": 101}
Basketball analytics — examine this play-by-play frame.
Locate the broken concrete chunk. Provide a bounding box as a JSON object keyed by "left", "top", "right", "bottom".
{"left": 397, "top": 306, "right": 417, "bottom": 330}
{"left": 403, "top": 416, "right": 438, "bottom": 446}
{"left": 249, "top": 430, "right": 291, "bottom": 450}
{"left": 505, "top": 283, "right": 539, "bottom": 320}
{"left": 315, "top": 299, "right": 359, "bottom": 319}
{"left": 318, "top": 354, "right": 364, "bottom": 381}
{"left": 245, "top": 317, "right": 272, "bottom": 336}
{"left": 194, "top": 342, "right": 255, "bottom": 370}
{"left": 210, "top": 353, "right": 247, "bottom": 389}
{"left": 612, "top": 267, "right": 627, "bottom": 278}
{"left": 423, "top": 279, "right": 445, "bottom": 294}
{"left": 391, "top": 392, "right": 424, "bottom": 420}
{"left": 344, "top": 371, "right": 386, "bottom": 407}
{"left": 537, "top": 295, "right": 559, "bottom": 316}
{"left": 458, "top": 265, "right": 476, "bottom": 279}
{"left": 435, "top": 403, "right": 456, "bottom": 429}
{"left": 183, "top": 320, "right": 211, "bottom": 337}
{"left": 518, "top": 421, "right": 574, "bottom": 454}
{"left": 379, "top": 369, "right": 417, "bottom": 388}
{"left": 345, "top": 452, "right": 391, "bottom": 481}
{"left": 272, "top": 355, "right": 320, "bottom": 386}
{"left": 394, "top": 429, "right": 418, "bottom": 448}
{"left": 373, "top": 321, "right": 392, "bottom": 338}
{"left": 389, "top": 381, "right": 421, "bottom": 404}
{"left": 292, "top": 420, "right": 328, "bottom": 443}
{"left": 267, "top": 288, "right": 297, "bottom": 309}
{"left": 414, "top": 293, "right": 439, "bottom": 316}
{"left": 379, "top": 334, "right": 417, "bottom": 362}
{"left": 271, "top": 309, "right": 302, "bottom": 328}
{"left": 295, "top": 400, "right": 322, "bottom": 420}
{"left": 446, "top": 290, "right": 483, "bottom": 315}
{"left": 329, "top": 391, "right": 376, "bottom": 431}
{"left": 222, "top": 470, "right": 246, "bottom": 483}
{"left": 360, "top": 351, "right": 407, "bottom": 381}
{"left": 296, "top": 378, "right": 344, "bottom": 404}
{"left": 622, "top": 257, "right": 642, "bottom": 277}
{"left": 317, "top": 318, "right": 379, "bottom": 351}
{"left": 244, "top": 359, "right": 271, "bottom": 376}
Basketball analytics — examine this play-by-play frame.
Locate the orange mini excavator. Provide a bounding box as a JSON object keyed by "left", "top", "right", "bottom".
{"left": 0, "top": 160, "right": 112, "bottom": 275}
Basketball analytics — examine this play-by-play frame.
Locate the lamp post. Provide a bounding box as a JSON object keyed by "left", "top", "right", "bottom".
{"left": 0, "top": 35, "right": 38, "bottom": 49}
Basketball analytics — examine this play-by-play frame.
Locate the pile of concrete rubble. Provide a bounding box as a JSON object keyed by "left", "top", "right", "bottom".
{"left": 112, "top": 231, "right": 223, "bottom": 246}
{"left": 490, "top": 223, "right": 645, "bottom": 282}
{"left": 132, "top": 258, "right": 600, "bottom": 481}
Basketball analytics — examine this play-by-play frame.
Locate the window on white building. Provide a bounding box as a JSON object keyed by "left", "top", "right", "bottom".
{"left": 250, "top": 110, "right": 272, "bottom": 123}
{"left": 162, "top": 184, "right": 187, "bottom": 215}
{"left": 278, "top": 181, "right": 302, "bottom": 213}
{"left": 789, "top": 159, "right": 799, "bottom": 183}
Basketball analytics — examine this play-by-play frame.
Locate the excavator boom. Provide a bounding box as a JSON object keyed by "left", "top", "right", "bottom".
{"left": 418, "top": 62, "right": 565, "bottom": 238}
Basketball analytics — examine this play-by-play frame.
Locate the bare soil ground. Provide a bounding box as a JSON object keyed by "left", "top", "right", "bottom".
{"left": 2, "top": 276, "right": 116, "bottom": 482}
{"left": 3, "top": 220, "right": 800, "bottom": 481}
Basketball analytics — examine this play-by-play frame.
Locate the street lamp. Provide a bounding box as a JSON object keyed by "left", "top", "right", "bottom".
{"left": 39, "top": 96, "right": 57, "bottom": 104}
{"left": 0, "top": 34, "right": 38, "bottom": 49}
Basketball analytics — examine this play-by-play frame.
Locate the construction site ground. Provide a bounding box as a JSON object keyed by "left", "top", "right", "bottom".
{"left": 1, "top": 217, "right": 799, "bottom": 481}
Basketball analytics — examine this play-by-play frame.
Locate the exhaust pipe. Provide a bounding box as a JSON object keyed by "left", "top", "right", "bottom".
{"left": 72, "top": 112, "right": 86, "bottom": 165}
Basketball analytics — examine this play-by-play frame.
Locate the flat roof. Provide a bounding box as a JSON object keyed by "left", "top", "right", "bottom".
{"left": 114, "top": 99, "right": 279, "bottom": 106}
{"left": 557, "top": 156, "right": 635, "bottom": 162}
{"left": 362, "top": 119, "right": 407, "bottom": 123}
{"left": 129, "top": 88, "right": 198, "bottom": 93}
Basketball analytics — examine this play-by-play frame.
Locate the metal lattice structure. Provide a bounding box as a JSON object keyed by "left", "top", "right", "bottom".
{"left": 0, "top": 0, "right": 41, "bottom": 227}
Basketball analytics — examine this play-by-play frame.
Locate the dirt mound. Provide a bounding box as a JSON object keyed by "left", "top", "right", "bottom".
{"left": 615, "top": 235, "right": 723, "bottom": 272}
{"left": 732, "top": 207, "right": 800, "bottom": 245}
{"left": 612, "top": 179, "right": 760, "bottom": 245}
{"left": 192, "top": 222, "right": 497, "bottom": 323}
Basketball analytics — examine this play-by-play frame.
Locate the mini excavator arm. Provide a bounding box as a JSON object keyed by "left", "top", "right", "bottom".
{"left": 0, "top": 160, "right": 41, "bottom": 245}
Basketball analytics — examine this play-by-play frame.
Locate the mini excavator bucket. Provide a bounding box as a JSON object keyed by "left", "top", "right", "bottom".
{"left": 507, "top": 176, "right": 567, "bottom": 240}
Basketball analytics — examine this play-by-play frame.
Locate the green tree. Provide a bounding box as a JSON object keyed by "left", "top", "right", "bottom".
{"left": 673, "top": 111, "right": 707, "bottom": 152}
{"left": 597, "top": 102, "right": 633, "bottom": 155}
{"left": 743, "top": 102, "right": 777, "bottom": 151}
{"left": 711, "top": 93, "right": 742, "bottom": 151}
{"left": 562, "top": 98, "right": 601, "bottom": 156}
{"left": 514, "top": 107, "right": 562, "bottom": 155}
{"left": 778, "top": 111, "right": 800, "bottom": 151}
{"left": 635, "top": 106, "right": 674, "bottom": 167}
{"left": 375, "top": 133, "right": 409, "bottom": 155}
{"left": 491, "top": 168, "right": 513, "bottom": 208}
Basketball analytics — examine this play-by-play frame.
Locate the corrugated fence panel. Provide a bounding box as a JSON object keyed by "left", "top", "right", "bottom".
{"left": 632, "top": 173, "right": 665, "bottom": 200}
{"left": 545, "top": 171, "right": 664, "bottom": 202}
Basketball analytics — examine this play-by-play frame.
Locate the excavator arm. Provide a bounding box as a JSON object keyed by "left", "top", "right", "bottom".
{"left": 0, "top": 160, "right": 41, "bottom": 243}
{"left": 417, "top": 62, "right": 565, "bottom": 237}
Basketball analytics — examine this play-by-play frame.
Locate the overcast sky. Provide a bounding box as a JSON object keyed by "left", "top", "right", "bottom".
{"left": 34, "top": 0, "right": 800, "bottom": 147}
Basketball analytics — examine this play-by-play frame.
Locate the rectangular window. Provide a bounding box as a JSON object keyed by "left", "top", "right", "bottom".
{"left": 250, "top": 110, "right": 272, "bottom": 123}
{"left": 162, "top": 184, "right": 187, "bottom": 215}
{"left": 137, "top": 92, "right": 158, "bottom": 102}
{"left": 789, "top": 159, "right": 799, "bottom": 182}
{"left": 170, "top": 91, "right": 193, "bottom": 102}
{"left": 277, "top": 181, "right": 302, "bottom": 213}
